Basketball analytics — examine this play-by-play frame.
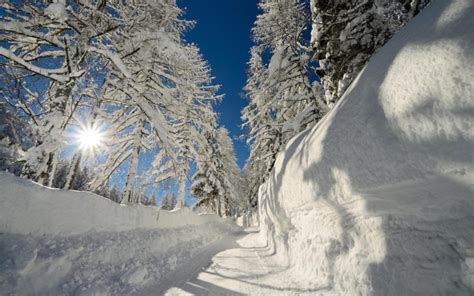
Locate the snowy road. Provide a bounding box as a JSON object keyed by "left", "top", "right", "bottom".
{"left": 163, "top": 227, "right": 321, "bottom": 295}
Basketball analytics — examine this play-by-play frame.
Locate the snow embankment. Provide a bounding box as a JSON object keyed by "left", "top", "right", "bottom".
{"left": 259, "top": 0, "right": 474, "bottom": 295}
{"left": 0, "top": 171, "right": 227, "bottom": 236}
{"left": 0, "top": 172, "right": 240, "bottom": 295}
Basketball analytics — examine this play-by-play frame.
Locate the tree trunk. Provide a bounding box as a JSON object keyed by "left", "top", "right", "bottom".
{"left": 25, "top": 83, "right": 73, "bottom": 185}
{"left": 36, "top": 151, "right": 54, "bottom": 186}
{"left": 122, "top": 118, "right": 145, "bottom": 204}
{"left": 47, "top": 150, "right": 60, "bottom": 187}
{"left": 216, "top": 194, "right": 222, "bottom": 217}
{"left": 175, "top": 172, "right": 187, "bottom": 209}
{"left": 224, "top": 194, "right": 231, "bottom": 217}
{"left": 122, "top": 144, "right": 141, "bottom": 204}
{"left": 64, "top": 152, "right": 82, "bottom": 190}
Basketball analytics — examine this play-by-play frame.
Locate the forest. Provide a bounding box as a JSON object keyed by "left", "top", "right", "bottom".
{"left": 0, "top": 0, "right": 429, "bottom": 214}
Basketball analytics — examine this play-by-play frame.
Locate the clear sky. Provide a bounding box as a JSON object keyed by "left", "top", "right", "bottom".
{"left": 178, "top": 0, "right": 260, "bottom": 168}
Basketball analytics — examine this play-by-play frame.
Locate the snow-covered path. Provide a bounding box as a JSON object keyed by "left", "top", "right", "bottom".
{"left": 165, "top": 172, "right": 474, "bottom": 295}
{"left": 164, "top": 228, "right": 320, "bottom": 295}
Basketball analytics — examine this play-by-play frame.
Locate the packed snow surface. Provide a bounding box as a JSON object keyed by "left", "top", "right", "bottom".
{"left": 164, "top": 228, "right": 321, "bottom": 295}
{"left": 0, "top": 172, "right": 240, "bottom": 295}
{"left": 258, "top": 0, "right": 474, "bottom": 295}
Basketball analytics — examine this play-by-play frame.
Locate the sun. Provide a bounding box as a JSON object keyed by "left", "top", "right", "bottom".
{"left": 75, "top": 124, "right": 105, "bottom": 152}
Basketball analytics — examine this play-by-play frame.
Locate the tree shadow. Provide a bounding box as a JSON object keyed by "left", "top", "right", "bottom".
{"left": 202, "top": 269, "right": 331, "bottom": 293}
{"left": 364, "top": 174, "right": 474, "bottom": 295}
{"left": 154, "top": 226, "right": 329, "bottom": 295}
{"left": 150, "top": 233, "right": 246, "bottom": 295}
{"left": 174, "top": 278, "right": 246, "bottom": 295}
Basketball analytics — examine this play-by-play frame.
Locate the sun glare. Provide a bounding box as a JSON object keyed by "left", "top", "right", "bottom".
{"left": 77, "top": 125, "right": 105, "bottom": 151}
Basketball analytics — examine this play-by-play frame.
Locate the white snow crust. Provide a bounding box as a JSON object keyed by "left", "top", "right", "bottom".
{"left": 0, "top": 172, "right": 240, "bottom": 294}
{"left": 258, "top": 0, "right": 474, "bottom": 294}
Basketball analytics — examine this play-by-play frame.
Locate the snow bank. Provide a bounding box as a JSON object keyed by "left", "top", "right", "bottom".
{"left": 259, "top": 0, "right": 474, "bottom": 294}
{"left": 0, "top": 172, "right": 240, "bottom": 294}
{"left": 0, "top": 171, "right": 228, "bottom": 236}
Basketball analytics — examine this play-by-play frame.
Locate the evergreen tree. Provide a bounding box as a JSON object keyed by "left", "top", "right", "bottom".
{"left": 191, "top": 128, "right": 244, "bottom": 217}
{"left": 310, "top": 0, "right": 431, "bottom": 105}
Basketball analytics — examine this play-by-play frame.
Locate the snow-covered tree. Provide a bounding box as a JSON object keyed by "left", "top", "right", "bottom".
{"left": 242, "top": 0, "right": 324, "bottom": 207}
{"left": 92, "top": 0, "right": 221, "bottom": 205}
{"left": 0, "top": 0, "right": 136, "bottom": 185}
{"left": 90, "top": 106, "right": 151, "bottom": 204}
{"left": 161, "top": 192, "right": 177, "bottom": 211}
{"left": 215, "top": 128, "right": 246, "bottom": 216}
{"left": 1, "top": 0, "right": 243, "bottom": 216}
{"left": 51, "top": 159, "right": 93, "bottom": 191}
{"left": 0, "top": 102, "right": 32, "bottom": 175}
{"left": 192, "top": 128, "right": 244, "bottom": 217}
{"left": 108, "top": 185, "right": 122, "bottom": 203}
{"left": 310, "top": 0, "right": 431, "bottom": 105}
{"left": 242, "top": 47, "right": 281, "bottom": 203}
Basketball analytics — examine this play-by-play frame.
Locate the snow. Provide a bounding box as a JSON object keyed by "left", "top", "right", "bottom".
{"left": 88, "top": 48, "right": 132, "bottom": 79}
{"left": 0, "top": 172, "right": 240, "bottom": 294}
{"left": 164, "top": 228, "right": 319, "bottom": 295}
{"left": 268, "top": 48, "right": 289, "bottom": 80}
{"left": 0, "top": 172, "right": 233, "bottom": 236}
{"left": 44, "top": 2, "right": 67, "bottom": 22}
{"left": 258, "top": 0, "right": 474, "bottom": 294}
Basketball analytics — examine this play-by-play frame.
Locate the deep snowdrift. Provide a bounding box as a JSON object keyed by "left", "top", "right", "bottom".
{"left": 258, "top": 0, "right": 474, "bottom": 294}
{"left": 0, "top": 172, "right": 239, "bottom": 295}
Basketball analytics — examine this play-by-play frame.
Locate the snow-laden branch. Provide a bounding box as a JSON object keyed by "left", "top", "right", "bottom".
{"left": 87, "top": 47, "right": 132, "bottom": 79}
{"left": 0, "top": 47, "right": 78, "bottom": 83}
{"left": 0, "top": 21, "right": 66, "bottom": 48}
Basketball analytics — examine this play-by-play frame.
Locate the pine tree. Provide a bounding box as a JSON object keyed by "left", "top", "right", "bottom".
{"left": 310, "top": 0, "right": 430, "bottom": 105}
{"left": 72, "top": 0, "right": 220, "bottom": 205}
{"left": 191, "top": 128, "right": 244, "bottom": 216}
{"left": 215, "top": 128, "right": 245, "bottom": 216}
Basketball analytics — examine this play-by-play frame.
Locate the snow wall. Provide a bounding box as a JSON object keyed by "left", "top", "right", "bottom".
{"left": 258, "top": 0, "right": 474, "bottom": 294}
{"left": 0, "top": 171, "right": 240, "bottom": 294}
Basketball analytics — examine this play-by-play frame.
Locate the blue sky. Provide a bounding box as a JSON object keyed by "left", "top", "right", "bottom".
{"left": 178, "top": 0, "right": 260, "bottom": 168}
